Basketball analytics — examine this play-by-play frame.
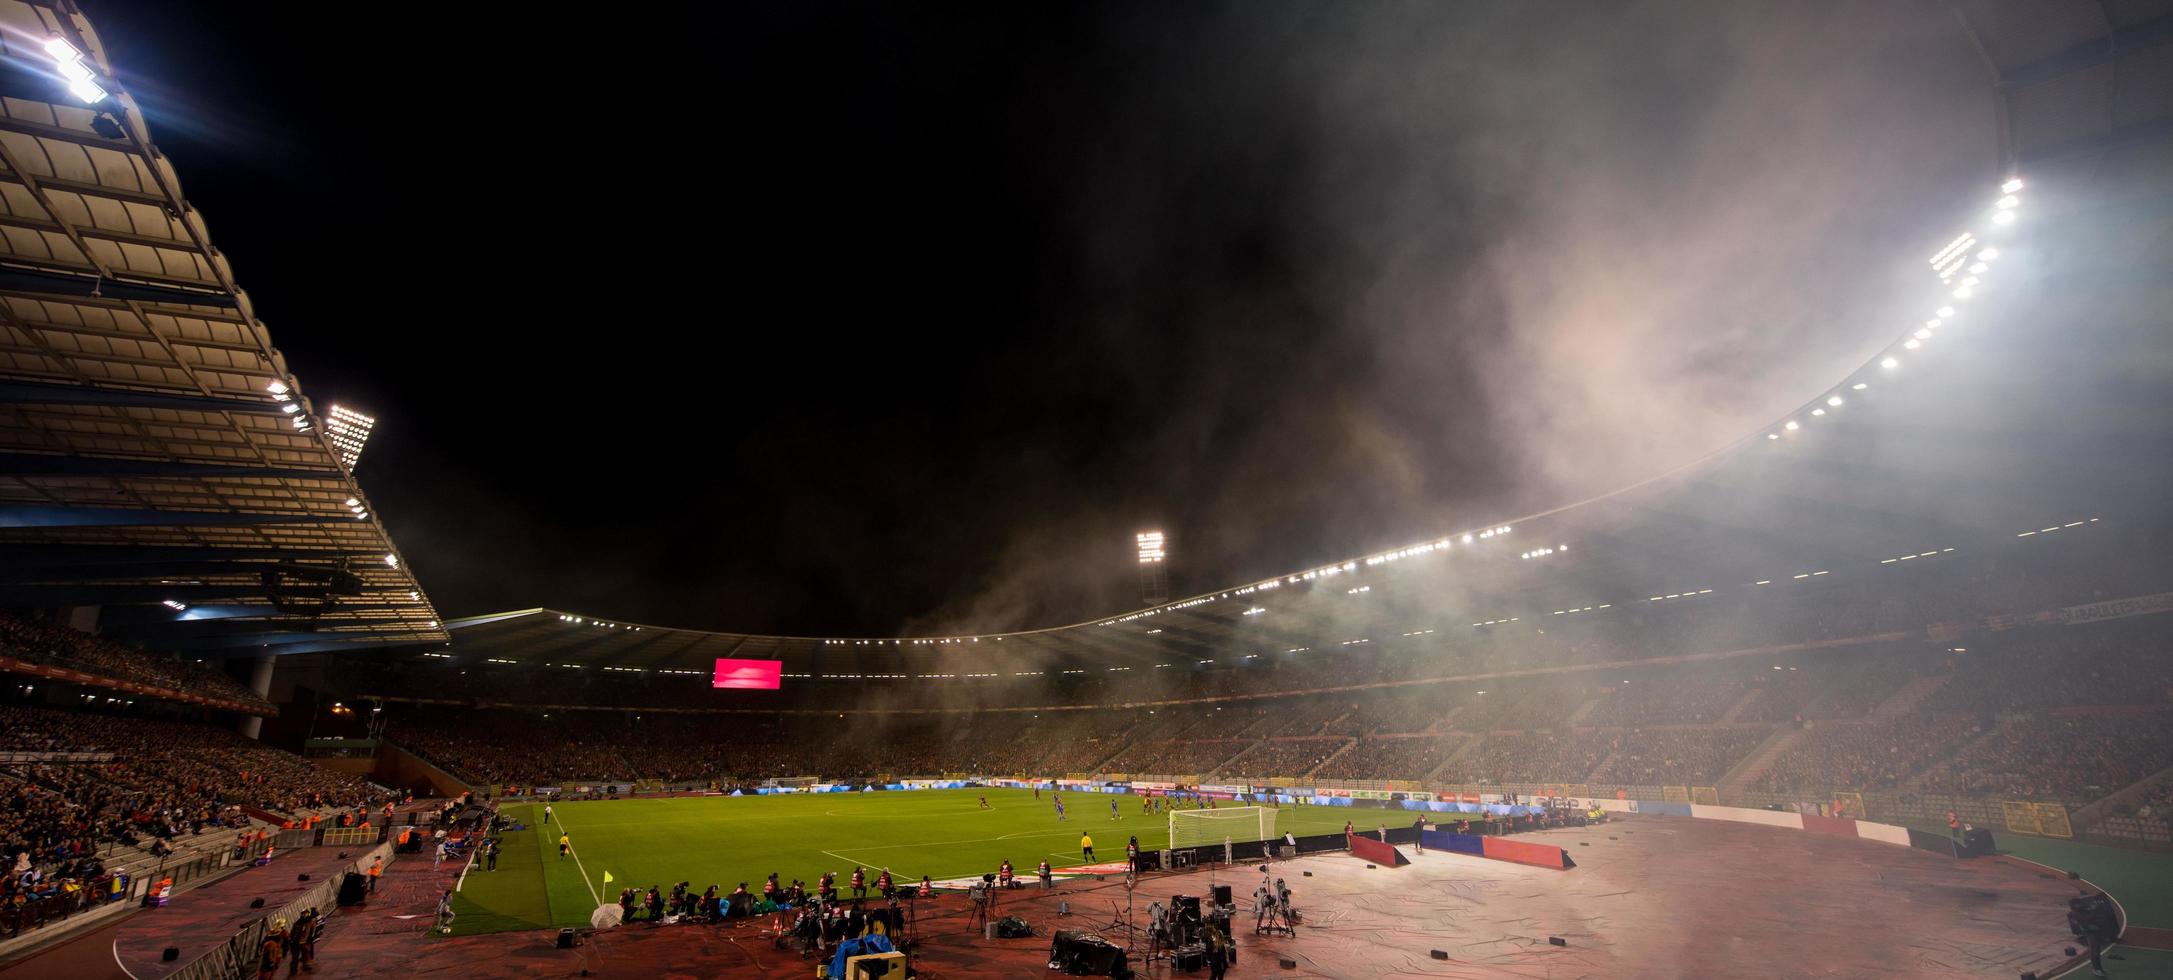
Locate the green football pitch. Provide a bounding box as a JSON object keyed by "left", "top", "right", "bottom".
{"left": 448, "top": 788, "right": 1361, "bottom": 934}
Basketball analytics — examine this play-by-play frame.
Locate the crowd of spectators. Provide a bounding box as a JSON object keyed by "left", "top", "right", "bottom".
{"left": 0, "top": 613, "right": 267, "bottom": 709}
{"left": 0, "top": 703, "right": 381, "bottom": 937}
{"left": 1916, "top": 710, "right": 2173, "bottom": 802}
{"left": 1220, "top": 738, "right": 1344, "bottom": 779}
{"left": 1579, "top": 675, "right": 1748, "bottom": 727}
{"left": 1435, "top": 732, "right": 1611, "bottom": 784}
{"left": 1754, "top": 715, "right": 1983, "bottom": 793}
{"left": 1588, "top": 728, "right": 1769, "bottom": 786}
{"left": 1310, "top": 735, "right": 1461, "bottom": 781}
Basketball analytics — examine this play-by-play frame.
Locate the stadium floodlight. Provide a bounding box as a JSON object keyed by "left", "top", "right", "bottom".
{"left": 1974, "top": 250, "right": 1996, "bottom": 263}
{"left": 162, "top": 599, "right": 186, "bottom": 611}
{"left": 45, "top": 36, "right": 106, "bottom": 104}
{"left": 1880, "top": 357, "right": 1899, "bottom": 369}
{"left": 325, "top": 404, "right": 377, "bottom": 469}
{"left": 1995, "top": 195, "right": 2019, "bottom": 210}
{"left": 1903, "top": 339, "right": 1921, "bottom": 349}
{"left": 280, "top": 402, "right": 299, "bottom": 414}
{"left": 1826, "top": 396, "right": 1843, "bottom": 407}
{"left": 1852, "top": 382, "right": 1868, "bottom": 390}
{"left": 1810, "top": 408, "right": 1825, "bottom": 416}
{"left": 1784, "top": 420, "right": 1799, "bottom": 431}
{"left": 382, "top": 554, "right": 398, "bottom": 567}
{"left": 1990, "top": 210, "right": 2014, "bottom": 226}
{"left": 1913, "top": 329, "right": 1931, "bottom": 340}
{"left": 2001, "top": 177, "right": 2024, "bottom": 193}
{"left": 1135, "top": 531, "right": 1166, "bottom": 563}
{"left": 266, "top": 380, "right": 289, "bottom": 396}
{"left": 1767, "top": 433, "right": 1779, "bottom": 440}
{"left": 64, "top": 76, "right": 106, "bottom": 104}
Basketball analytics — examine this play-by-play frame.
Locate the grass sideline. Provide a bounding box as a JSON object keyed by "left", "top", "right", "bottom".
{"left": 450, "top": 788, "right": 1361, "bottom": 933}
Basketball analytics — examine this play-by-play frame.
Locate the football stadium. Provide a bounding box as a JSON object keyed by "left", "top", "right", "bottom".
{"left": 2, "top": 2, "right": 2173, "bottom": 979}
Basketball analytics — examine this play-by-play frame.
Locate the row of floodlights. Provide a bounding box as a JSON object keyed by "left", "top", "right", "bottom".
{"left": 44, "top": 37, "right": 106, "bottom": 104}
{"left": 1768, "top": 179, "right": 2022, "bottom": 446}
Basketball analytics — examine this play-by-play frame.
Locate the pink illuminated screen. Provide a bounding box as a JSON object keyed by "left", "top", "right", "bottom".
{"left": 712, "top": 658, "right": 783, "bottom": 690}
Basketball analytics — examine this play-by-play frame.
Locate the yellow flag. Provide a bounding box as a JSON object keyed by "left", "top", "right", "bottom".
{"left": 602, "top": 871, "right": 614, "bottom": 884}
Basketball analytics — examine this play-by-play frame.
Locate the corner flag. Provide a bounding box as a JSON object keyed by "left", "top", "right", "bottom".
{"left": 603, "top": 871, "right": 614, "bottom": 885}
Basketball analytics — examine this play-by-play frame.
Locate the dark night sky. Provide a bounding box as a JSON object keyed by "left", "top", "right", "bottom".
{"left": 77, "top": 1, "right": 1998, "bottom": 636}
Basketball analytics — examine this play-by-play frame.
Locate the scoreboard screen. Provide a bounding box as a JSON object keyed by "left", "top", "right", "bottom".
{"left": 712, "top": 658, "right": 783, "bottom": 690}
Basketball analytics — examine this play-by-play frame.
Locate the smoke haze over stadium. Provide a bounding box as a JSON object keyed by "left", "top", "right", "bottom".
{"left": 83, "top": 0, "right": 2000, "bottom": 635}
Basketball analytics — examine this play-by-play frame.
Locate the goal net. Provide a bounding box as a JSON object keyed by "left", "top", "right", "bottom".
{"left": 1169, "top": 805, "right": 1277, "bottom": 850}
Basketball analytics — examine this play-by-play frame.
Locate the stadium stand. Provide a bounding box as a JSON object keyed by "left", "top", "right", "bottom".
{"left": 0, "top": 613, "right": 269, "bottom": 710}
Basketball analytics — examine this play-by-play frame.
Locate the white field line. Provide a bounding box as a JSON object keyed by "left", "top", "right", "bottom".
{"left": 554, "top": 809, "right": 602, "bottom": 907}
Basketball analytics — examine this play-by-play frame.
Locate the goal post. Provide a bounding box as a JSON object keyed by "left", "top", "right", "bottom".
{"left": 1169, "top": 805, "right": 1277, "bottom": 850}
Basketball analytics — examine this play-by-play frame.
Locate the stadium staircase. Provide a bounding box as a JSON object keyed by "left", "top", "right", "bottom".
{"left": 2069, "top": 762, "right": 2173, "bottom": 835}
{"left": 1422, "top": 705, "right": 1468, "bottom": 734}
{"left": 1715, "top": 689, "right": 1765, "bottom": 724}
{"left": 1565, "top": 698, "right": 1602, "bottom": 727}
{"left": 1902, "top": 715, "right": 2019, "bottom": 792}
{"left": 1717, "top": 725, "right": 1810, "bottom": 798}
{"left": 1419, "top": 735, "right": 1483, "bottom": 784}
{"left": 1299, "top": 738, "right": 1361, "bottom": 779}
{"left": 1871, "top": 675, "right": 1951, "bottom": 719}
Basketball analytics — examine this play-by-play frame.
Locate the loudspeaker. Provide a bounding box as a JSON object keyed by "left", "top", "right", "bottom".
{"left": 249, "top": 898, "right": 265, "bottom": 908}
{"left": 557, "top": 928, "right": 576, "bottom": 949}
{"left": 162, "top": 948, "right": 179, "bottom": 962}
{"left": 1211, "top": 885, "right": 1233, "bottom": 906}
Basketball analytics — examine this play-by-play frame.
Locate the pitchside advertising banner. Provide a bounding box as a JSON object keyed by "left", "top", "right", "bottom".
{"left": 2062, "top": 591, "right": 2173, "bottom": 626}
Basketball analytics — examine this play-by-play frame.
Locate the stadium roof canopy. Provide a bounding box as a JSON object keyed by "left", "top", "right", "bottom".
{"left": 0, "top": 0, "right": 445, "bottom": 656}
{"left": 440, "top": 0, "right": 2173, "bottom": 680}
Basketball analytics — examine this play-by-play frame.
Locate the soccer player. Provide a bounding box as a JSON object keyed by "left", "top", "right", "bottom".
{"left": 1034, "top": 786, "right": 1041, "bottom": 801}
{"left": 979, "top": 794, "right": 990, "bottom": 809}
{"left": 558, "top": 833, "right": 571, "bottom": 860}
{"left": 1081, "top": 833, "right": 1095, "bottom": 862}
{"left": 1055, "top": 798, "right": 1066, "bottom": 821}
{"left": 1111, "top": 798, "right": 1121, "bottom": 820}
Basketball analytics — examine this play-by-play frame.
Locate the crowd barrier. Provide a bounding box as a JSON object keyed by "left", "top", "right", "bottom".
{"left": 1418, "top": 829, "right": 1576, "bottom": 870}
{"left": 160, "top": 842, "right": 395, "bottom": 980}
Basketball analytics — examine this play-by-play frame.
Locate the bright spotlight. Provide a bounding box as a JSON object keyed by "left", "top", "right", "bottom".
{"left": 1975, "top": 249, "right": 1997, "bottom": 262}
{"left": 1953, "top": 285, "right": 1975, "bottom": 298}
{"left": 1903, "top": 339, "right": 1921, "bottom": 349}
{"left": 2001, "top": 177, "right": 2024, "bottom": 193}
{"left": 1914, "top": 329, "right": 1931, "bottom": 340}
{"left": 65, "top": 77, "right": 104, "bottom": 102}
{"left": 1784, "top": 420, "right": 1799, "bottom": 431}
{"left": 1936, "top": 306, "right": 1955, "bottom": 318}
{"left": 1462, "top": 534, "right": 1473, "bottom": 544}
{"left": 1995, "top": 195, "right": 2019, "bottom": 210}
{"left": 383, "top": 554, "right": 399, "bottom": 567}
{"left": 1880, "top": 357, "right": 1899, "bottom": 369}
{"left": 1810, "top": 408, "right": 1825, "bottom": 416}
{"left": 1826, "top": 396, "right": 1843, "bottom": 406}
{"left": 43, "top": 37, "right": 80, "bottom": 60}
{"left": 1852, "top": 382, "right": 1868, "bottom": 390}
{"left": 1968, "top": 262, "right": 1987, "bottom": 274}
{"left": 1991, "top": 210, "right": 2015, "bottom": 226}
{"left": 1766, "top": 433, "right": 1779, "bottom": 440}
